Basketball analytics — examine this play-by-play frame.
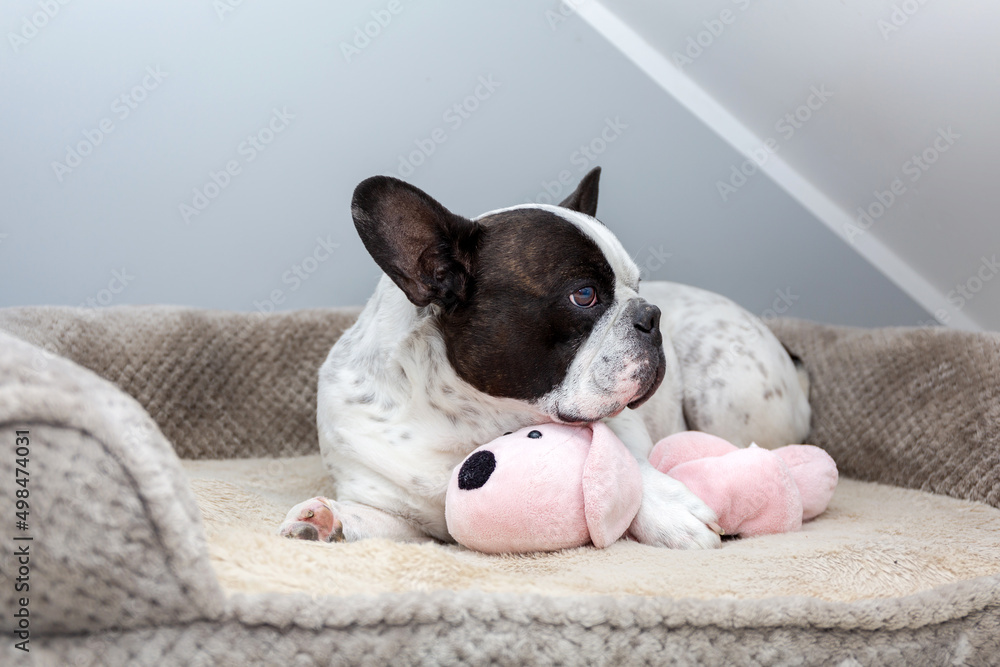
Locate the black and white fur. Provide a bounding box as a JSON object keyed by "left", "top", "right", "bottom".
{"left": 279, "top": 168, "right": 810, "bottom": 549}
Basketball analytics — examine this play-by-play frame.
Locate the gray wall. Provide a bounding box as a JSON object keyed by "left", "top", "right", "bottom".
{"left": 0, "top": 0, "right": 930, "bottom": 327}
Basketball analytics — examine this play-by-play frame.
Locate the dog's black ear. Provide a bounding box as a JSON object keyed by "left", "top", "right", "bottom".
{"left": 558, "top": 166, "right": 601, "bottom": 217}
{"left": 352, "top": 176, "right": 481, "bottom": 309}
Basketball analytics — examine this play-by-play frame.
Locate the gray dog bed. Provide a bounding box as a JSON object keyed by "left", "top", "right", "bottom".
{"left": 1, "top": 306, "right": 998, "bottom": 665}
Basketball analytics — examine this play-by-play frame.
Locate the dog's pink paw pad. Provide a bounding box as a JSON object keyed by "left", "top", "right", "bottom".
{"left": 278, "top": 497, "right": 343, "bottom": 542}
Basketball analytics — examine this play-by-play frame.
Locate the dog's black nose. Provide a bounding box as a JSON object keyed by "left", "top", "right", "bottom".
{"left": 634, "top": 302, "right": 661, "bottom": 336}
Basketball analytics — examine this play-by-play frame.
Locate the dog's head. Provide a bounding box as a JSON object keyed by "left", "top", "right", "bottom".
{"left": 351, "top": 167, "right": 665, "bottom": 423}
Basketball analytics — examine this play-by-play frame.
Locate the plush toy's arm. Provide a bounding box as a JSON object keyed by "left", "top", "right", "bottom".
{"left": 649, "top": 431, "right": 738, "bottom": 473}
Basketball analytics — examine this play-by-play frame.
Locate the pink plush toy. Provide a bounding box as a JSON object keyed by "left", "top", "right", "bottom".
{"left": 445, "top": 423, "right": 643, "bottom": 554}
{"left": 650, "top": 431, "right": 838, "bottom": 537}
{"left": 446, "top": 426, "right": 838, "bottom": 553}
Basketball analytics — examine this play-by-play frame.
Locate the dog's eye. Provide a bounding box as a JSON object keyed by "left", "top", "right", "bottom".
{"left": 569, "top": 286, "right": 597, "bottom": 308}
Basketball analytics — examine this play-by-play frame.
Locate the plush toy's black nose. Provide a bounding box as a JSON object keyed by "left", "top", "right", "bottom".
{"left": 458, "top": 450, "right": 496, "bottom": 490}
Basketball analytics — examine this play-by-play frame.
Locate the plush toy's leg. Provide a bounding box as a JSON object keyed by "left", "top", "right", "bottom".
{"left": 773, "top": 445, "right": 839, "bottom": 521}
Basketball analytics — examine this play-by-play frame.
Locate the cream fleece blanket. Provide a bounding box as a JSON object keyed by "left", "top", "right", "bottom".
{"left": 183, "top": 455, "right": 1000, "bottom": 602}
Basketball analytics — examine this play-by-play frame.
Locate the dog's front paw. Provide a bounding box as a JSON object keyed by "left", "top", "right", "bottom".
{"left": 629, "top": 472, "right": 722, "bottom": 549}
{"left": 277, "top": 496, "right": 344, "bottom": 542}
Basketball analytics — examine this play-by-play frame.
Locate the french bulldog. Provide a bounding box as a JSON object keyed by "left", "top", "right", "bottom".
{"left": 278, "top": 168, "right": 810, "bottom": 549}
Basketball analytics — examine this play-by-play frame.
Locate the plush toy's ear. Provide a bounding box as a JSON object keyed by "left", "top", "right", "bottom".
{"left": 352, "top": 175, "right": 482, "bottom": 310}
{"left": 581, "top": 422, "right": 642, "bottom": 547}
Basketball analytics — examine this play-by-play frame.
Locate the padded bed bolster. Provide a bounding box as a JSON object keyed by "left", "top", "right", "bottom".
{"left": 0, "top": 331, "right": 224, "bottom": 635}
{"left": 14, "top": 587, "right": 1000, "bottom": 665}
{"left": 769, "top": 319, "right": 1000, "bottom": 508}
{"left": 0, "top": 305, "right": 361, "bottom": 459}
